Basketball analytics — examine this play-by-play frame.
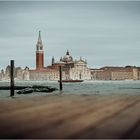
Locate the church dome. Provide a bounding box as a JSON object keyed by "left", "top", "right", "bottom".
{"left": 63, "top": 50, "right": 73, "bottom": 63}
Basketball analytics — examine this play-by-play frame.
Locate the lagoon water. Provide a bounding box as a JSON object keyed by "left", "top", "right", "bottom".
{"left": 0, "top": 80, "right": 140, "bottom": 99}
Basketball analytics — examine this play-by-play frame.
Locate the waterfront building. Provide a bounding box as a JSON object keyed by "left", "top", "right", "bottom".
{"left": 0, "top": 31, "right": 140, "bottom": 81}
{"left": 70, "top": 58, "right": 91, "bottom": 80}
{"left": 27, "top": 31, "right": 91, "bottom": 81}
{"left": 91, "top": 66, "right": 140, "bottom": 80}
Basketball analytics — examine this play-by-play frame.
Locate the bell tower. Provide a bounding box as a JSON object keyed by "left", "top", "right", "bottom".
{"left": 36, "top": 31, "right": 44, "bottom": 70}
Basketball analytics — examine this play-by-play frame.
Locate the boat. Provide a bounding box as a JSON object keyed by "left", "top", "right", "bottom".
{"left": 58, "top": 79, "right": 84, "bottom": 83}
{"left": 16, "top": 85, "right": 58, "bottom": 94}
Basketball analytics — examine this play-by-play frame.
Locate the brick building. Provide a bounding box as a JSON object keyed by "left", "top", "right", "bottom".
{"left": 91, "top": 66, "right": 140, "bottom": 80}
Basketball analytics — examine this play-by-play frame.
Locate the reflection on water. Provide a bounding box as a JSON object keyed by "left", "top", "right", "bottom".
{"left": 0, "top": 80, "right": 140, "bottom": 99}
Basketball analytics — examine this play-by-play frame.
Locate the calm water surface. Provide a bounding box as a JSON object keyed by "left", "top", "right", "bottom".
{"left": 0, "top": 80, "right": 140, "bottom": 99}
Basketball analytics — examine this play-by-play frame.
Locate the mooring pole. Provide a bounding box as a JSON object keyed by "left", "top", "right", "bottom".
{"left": 10, "top": 60, "right": 15, "bottom": 96}
{"left": 59, "top": 66, "right": 63, "bottom": 91}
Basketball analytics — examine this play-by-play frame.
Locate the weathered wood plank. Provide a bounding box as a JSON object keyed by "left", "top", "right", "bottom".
{"left": 75, "top": 98, "right": 140, "bottom": 139}
{"left": 0, "top": 95, "right": 118, "bottom": 138}
{"left": 127, "top": 119, "right": 140, "bottom": 138}
{"left": 29, "top": 96, "right": 139, "bottom": 138}
{"left": 0, "top": 94, "right": 100, "bottom": 114}
{"left": 0, "top": 95, "right": 140, "bottom": 139}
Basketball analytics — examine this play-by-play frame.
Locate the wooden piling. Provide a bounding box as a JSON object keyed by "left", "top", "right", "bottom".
{"left": 59, "top": 66, "right": 63, "bottom": 91}
{"left": 10, "top": 60, "right": 15, "bottom": 96}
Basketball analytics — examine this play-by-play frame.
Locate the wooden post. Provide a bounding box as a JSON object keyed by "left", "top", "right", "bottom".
{"left": 10, "top": 60, "right": 15, "bottom": 96}
{"left": 59, "top": 66, "right": 63, "bottom": 91}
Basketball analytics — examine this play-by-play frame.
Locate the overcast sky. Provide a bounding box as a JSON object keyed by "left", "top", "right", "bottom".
{"left": 0, "top": 1, "right": 140, "bottom": 69}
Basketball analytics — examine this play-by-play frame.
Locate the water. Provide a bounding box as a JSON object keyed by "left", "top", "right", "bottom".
{"left": 0, "top": 80, "right": 140, "bottom": 99}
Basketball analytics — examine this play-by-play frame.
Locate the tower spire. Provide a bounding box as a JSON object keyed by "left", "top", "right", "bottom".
{"left": 36, "top": 30, "right": 43, "bottom": 51}
{"left": 38, "top": 30, "right": 42, "bottom": 43}
{"left": 36, "top": 31, "right": 44, "bottom": 70}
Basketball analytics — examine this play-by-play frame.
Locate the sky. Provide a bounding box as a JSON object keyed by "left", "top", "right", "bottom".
{"left": 0, "top": 1, "right": 140, "bottom": 69}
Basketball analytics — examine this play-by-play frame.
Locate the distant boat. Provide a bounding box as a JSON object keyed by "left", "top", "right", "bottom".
{"left": 58, "top": 79, "right": 84, "bottom": 83}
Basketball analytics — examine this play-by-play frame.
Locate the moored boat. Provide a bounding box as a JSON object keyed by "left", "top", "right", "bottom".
{"left": 58, "top": 79, "right": 84, "bottom": 83}
{"left": 16, "top": 85, "right": 58, "bottom": 94}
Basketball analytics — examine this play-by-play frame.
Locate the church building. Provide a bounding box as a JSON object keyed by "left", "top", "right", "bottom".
{"left": 28, "top": 31, "right": 91, "bottom": 81}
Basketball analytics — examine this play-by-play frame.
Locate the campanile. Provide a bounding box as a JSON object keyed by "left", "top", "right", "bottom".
{"left": 36, "top": 31, "right": 44, "bottom": 70}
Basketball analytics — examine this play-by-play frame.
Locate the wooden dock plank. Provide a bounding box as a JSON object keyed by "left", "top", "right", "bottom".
{"left": 30, "top": 96, "right": 139, "bottom": 138}
{"left": 0, "top": 94, "right": 140, "bottom": 139}
{"left": 0, "top": 95, "right": 116, "bottom": 138}
{"left": 0, "top": 94, "right": 129, "bottom": 111}
{"left": 0, "top": 94, "right": 77, "bottom": 113}
{"left": 75, "top": 98, "right": 140, "bottom": 139}
{"left": 127, "top": 120, "right": 140, "bottom": 138}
